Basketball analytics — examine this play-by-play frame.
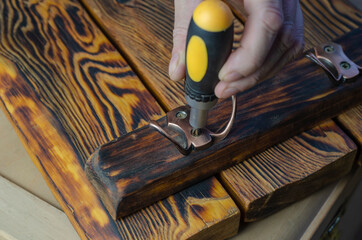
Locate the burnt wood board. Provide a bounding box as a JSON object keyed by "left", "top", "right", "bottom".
{"left": 86, "top": 27, "right": 362, "bottom": 219}
{"left": 337, "top": 105, "right": 362, "bottom": 149}
{"left": 228, "top": 0, "right": 362, "bottom": 50}
{"left": 82, "top": 0, "right": 362, "bottom": 222}
{"left": 0, "top": 0, "right": 241, "bottom": 239}
{"left": 337, "top": 104, "right": 362, "bottom": 162}
{"left": 81, "top": 0, "right": 362, "bottom": 111}
{"left": 219, "top": 120, "right": 357, "bottom": 222}
{"left": 80, "top": 0, "right": 244, "bottom": 110}
{"left": 0, "top": 0, "right": 360, "bottom": 238}
{"left": 224, "top": 0, "right": 362, "bottom": 222}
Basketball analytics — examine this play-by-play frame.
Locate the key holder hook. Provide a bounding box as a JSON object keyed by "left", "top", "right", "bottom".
{"left": 306, "top": 42, "right": 361, "bottom": 83}
{"left": 150, "top": 95, "right": 237, "bottom": 155}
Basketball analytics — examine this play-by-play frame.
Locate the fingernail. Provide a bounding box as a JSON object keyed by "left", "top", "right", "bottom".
{"left": 220, "top": 71, "right": 242, "bottom": 82}
{"left": 220, "top": 87, "right": 237, "bottom": 98}
{"left": 169, "top": 53, "right": 180, "bottom": 79}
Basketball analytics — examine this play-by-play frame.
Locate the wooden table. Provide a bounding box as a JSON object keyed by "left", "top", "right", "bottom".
{"left": 0, "top": 0, "right": 361, "bottom": 239}
{"left": 0, "top": 106, "right": 361, "bottom": 239}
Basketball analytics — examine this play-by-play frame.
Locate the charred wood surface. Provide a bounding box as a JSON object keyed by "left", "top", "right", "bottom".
{"left": 0, "top": 0, "right": 239, "bottom": 239}
{"left": 86, "top": 28, "right": 362, "bottom": 218}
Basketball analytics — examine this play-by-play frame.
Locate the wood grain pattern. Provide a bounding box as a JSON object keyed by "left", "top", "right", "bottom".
{"left": 116, "top": 177, "right": 239, "bottom": 240}
{"left": 0, "top": 58, "right": 122, "bottom": 239}
{"left": 227, "top": 0, "right": 362, "bottom": 49}
{"left": 0, "top": 0, "right": 163, "bottom": 163}
{"left": 0, "top": 0, "right": 240, "bottom": 239}
{"left": 300, "top": 0, "right": 362, "bottom": 49}
{"left": 336, "top": 104, "right": 362, "bottom": 164}
{"left": 81, "top": 0, "right": 362, "bottom": 112}
{"left": 225, "top": 0, "right": 362, "bottom": 222}
{"left": 80, "top": 0, "right": 244, "bottom": 110}
{"left": 0, "top": 0, "right": 360, "bottom": 239}
{"left": 336, "top": 104, "right": 362, "bottom": 147}
{"left": 220, "top": 120, "right": 357, "bottom": 222}
{"left": 86, "top": 27, "right": 362, "bottom": 218}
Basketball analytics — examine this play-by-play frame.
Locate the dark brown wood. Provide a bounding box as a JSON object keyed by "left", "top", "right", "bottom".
{"left": 300, "top": 0, "right": 362, "bottom": 49}
{"left": 336, "top": 105, "right": 362, "bottom": 148}
{"left": 224, "top": 0, "right": 362, "bottom": 222}
{"left": 86, "top": 27, "right": 362, "bottom": 218}
{"left": 219, "top": 120, "right": 357, "bottom": 222}
{"left": 80, "top": 0, "right": 244, "bottom": 110}
{"left": 82, "top": 0, "right": 362, "bottom": 223}
{"left": 116, "top": 177, "right": 240, "bottom": 240}
{"left": 336, "top": 104, "right": 362, "bottom": 163}
{"left": 0, "top": 0, "right": 360, "bottom": 238}
{"left": 227, "top": 0, "right": 362, "bottom": 50}
{"left": 0, "top": 0, "right": 240, "bottom": 239}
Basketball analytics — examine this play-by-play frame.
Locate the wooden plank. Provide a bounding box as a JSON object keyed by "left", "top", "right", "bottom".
{"left": 228, "top": 169, "right": 361, "bottom": 240}
{"left": 80, "top": 0, "right": 244, "bottom": 110}
{"left": 0, "top": 0, "right": 164, "bottom": 163}
{"left": 227, "top": 0, "right": 362, "bottom": 49}
{"left": 296, "top": 105, "right": 361, "bottom": 238}
{"left": 0, "top": 87, "right": 358, "bottom": 240}
{"left": 0, "top": 0, "right": 360, "bottom": 238}
{"left": 300, "top": 0, "right": 362, "bottom": 49}
{"left": 0, "top": 0, "right": 240, "bottom": 239}
{"left": 336, "top": 105, "right": 362, "bottom": 148}
{"left": 0, "top": 1, "right": 142, "bottom": 237}
{"left": 116, "top": 177, "right": 240, "bottom": 240}
{"left": 86, "top": 27, "right": 362, "bottom": 218}
{"left": 0, "top": 176, "right": 79, "bottom": 240}
{"left": 0, "top": 105, "right": 240, "bottom": 240}
{"left": 222, "top": 0, "right": 362, "bottom": 222}
{"left": 84, "top": 0, "right": 362, "bottom": 224}
{"left": 220, "top": 120, "right": 357, "bottom": 222}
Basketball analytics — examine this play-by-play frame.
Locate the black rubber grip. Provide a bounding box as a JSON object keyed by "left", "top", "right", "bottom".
{"left": 185, "top": 19, "right": 233, "bottom": 102}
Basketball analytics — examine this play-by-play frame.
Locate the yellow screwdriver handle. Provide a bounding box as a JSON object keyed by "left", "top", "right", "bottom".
{"left": 185, "top": 0, "right": 234, "bottom": 102}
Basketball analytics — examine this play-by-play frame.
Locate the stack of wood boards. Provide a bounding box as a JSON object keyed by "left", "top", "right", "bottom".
{"left": 0, "top": 0, "right": 361, "bottom": 239}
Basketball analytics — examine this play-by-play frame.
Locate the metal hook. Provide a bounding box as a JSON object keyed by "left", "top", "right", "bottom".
{"left": 210, "top": 95, "right": 236, "bottom": 142}
{"left": 149, "top": 95, "right": 237, "bottom": 155}
{"left": 306, "top": 42, "right": 361, "bottom": 83}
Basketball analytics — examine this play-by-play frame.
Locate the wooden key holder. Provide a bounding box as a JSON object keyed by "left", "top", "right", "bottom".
{"left": 86, "top": 28, "right": 362, "bottom": 219}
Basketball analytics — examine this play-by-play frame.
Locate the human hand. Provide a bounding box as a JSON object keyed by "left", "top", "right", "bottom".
{"left": 169, "top": 0, "right": 304, "bottom": 98}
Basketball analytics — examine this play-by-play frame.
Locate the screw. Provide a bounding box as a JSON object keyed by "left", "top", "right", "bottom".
{"left": 176, "top": 111, "right": 187, "bottom": 119}
{"left": 191, "top": 128, "right": 200, "bottom": 137}
{"left": 324, "top": 45, "right": 334, "bottom": 53}
{"left": 340, "top": 61, "right": 351, "bottom": 70}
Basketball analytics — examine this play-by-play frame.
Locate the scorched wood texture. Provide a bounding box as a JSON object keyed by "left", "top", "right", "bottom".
{"left": 228, "top": 0, "right": 362, "bottom": 50}
{"left": 0, "top": 0, "right": 361, "bottom": 239}
{"left": 81, "top": 0, "right": 244, "bottom": 110}
{"left": 81, "top": 0, "right": 362, "bottom": 220}
{"left": 86, "top": 28, "right": 362, "bottom": 218}
{"left": 337, "top": 105, "right": 362, "bottom": 149}
{"left": 223, "top": 0, "right": 362, "bottom": 221}
{"left": 220, "top": 120, "right": 357, "bottom": 222}
{"left": 0, "top": 0, "right": 240, "bottom": 239}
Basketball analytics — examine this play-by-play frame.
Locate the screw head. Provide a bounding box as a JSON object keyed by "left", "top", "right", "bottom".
{"left": 340, "top": 61, "right": 351, "bottom": 70}
{"left": 324, "top": 45, "right": 334, "bottom": 53}
{"left": 176, "top": 111, "right": 187, "bottom": 119}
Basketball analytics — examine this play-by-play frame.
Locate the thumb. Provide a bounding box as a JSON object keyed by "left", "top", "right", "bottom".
{"left": 169, "top": 0, "right": 202, "bottom": 81}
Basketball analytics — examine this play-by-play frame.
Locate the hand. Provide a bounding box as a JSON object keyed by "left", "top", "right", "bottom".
{"left": 169, "top": 0, "right": 304, "bottom": 98}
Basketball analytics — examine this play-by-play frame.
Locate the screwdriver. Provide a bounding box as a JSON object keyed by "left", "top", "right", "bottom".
{"left": 185, "top": 0, "right": 234, "bottom": 136}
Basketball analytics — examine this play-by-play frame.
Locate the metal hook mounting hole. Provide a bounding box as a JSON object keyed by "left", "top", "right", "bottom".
{"left": 176, "top": 111, "right": 187, "bottom": 119}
